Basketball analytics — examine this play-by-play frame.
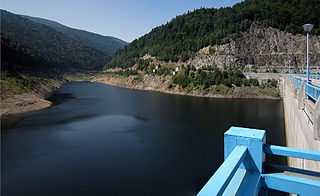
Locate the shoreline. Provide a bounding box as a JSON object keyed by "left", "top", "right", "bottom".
{"left": 0, "top": 74, "right": 281, "bottom": 118}
{"left": 0, "top": 93, "right": 53, "bottom": 117}
{"left": 0, "top": 79, "right": 64, "bottom": 117}
{"left": 91, "top": 74, "right": 281, "bottom": 100}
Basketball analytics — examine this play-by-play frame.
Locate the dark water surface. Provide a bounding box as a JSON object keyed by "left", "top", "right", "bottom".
{"left": 1, "top": 82, "right": 286, "bottom": 195}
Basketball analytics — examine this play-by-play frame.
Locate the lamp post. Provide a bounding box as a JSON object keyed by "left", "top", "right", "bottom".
{"left": 288, "top": 53, "right": 292, "bottom": 75}
{"left": 303, "top": 24, "right": 313, "bottom": 83}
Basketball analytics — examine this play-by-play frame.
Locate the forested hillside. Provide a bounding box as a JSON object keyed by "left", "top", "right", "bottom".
{"left": 106, "top": 0, "right": 320, "bottom": 69}
{"left": 1, "top": 33, "right": 54, "bottom": 77}
{"left": 23, "top": 15, "right": 127, "bottom": 54}
{"left": 1, "top": 10, "right": 110, "bottom": 74}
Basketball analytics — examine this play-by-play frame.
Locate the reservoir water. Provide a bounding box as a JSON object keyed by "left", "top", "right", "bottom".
{"left": 1, "top": 82, "right": 286, "bottom": 195}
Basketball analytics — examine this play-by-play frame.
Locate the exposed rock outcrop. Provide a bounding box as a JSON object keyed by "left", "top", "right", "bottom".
{"left": 141, "top": 24, "right": 320, "bottom": 73}
{"left": 188, "top": 24, "right": 320, "bottom": 73}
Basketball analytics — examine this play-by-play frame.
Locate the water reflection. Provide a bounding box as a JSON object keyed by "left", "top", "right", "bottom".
{"left": 1, "top": 82, "right": 286, "bottom": 195}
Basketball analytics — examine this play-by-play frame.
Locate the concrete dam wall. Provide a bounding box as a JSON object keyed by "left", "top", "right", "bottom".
{"left": 282, "top": 76, "right": 320, "bottom": 172}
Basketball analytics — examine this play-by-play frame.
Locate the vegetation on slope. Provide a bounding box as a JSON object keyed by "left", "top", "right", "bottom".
{"left": 1, "top": 33, "right": 56, "bottom": 77}
{"left": 23, "top": 15, "right": 127, "bottom": 54}
{"left": 0, "top": 33, "right": 59, "bottom": 98}
{"left": 0, "top": 72, "right": 52, "bottom": 98}
{"left": 106, "top": 0, "right": 320, "bottom": 69}
{"left": 1, "top": 10, "right": 110, "bottom": 73}
{"left": 169, "top": 65, "right": 279, "bottom": 97}
{"left": 102, "top": 61, "right": 280, "bottom": 97}
{"left": 172, "top": 65, "right": 251, "bottom": 89}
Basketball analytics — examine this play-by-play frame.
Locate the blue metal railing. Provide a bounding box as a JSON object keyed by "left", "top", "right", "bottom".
{"left": 289, "top": 74, "right": 320, "bottom": 102}
{"left": 311, "top": 74, "right": 320, "bottom": 80}
{"left": 197, "top": 145, "right": 248, "bottom": 195}
{"left": 264, "top": 144, "right": 320, "bottom": 161}
{"left": 291, "top": 74, "right": 320, "bottom": 80}
{"left": 289, "top": 75, "right": 302, "bottom": 89}
{"left": 297, "top": 78, "right": 302, "bottom": 89}
{"left": 263, "top": 144, "right": 320, "bottom": 195}
{"left": 197, "top": 127, "right": 320, "bottom": 196}
{"left": 311, "top": 81, "right": 320, "bottom": 87}
{"left": 305, "top": 82, "right": 320, "bottom": 102}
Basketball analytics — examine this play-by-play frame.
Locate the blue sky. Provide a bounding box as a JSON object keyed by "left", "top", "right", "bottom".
{"left": 1, "top": 0, "right": 243, "bottom": 42}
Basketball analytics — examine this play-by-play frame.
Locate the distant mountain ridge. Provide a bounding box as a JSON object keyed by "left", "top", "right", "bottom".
{"left": 106, "top": 0, "right": 320, "bottom": 69}
{"left": 23, "top": 15, "right": 127, "bottom": 54}
{"left": 1, "top": 32, "right": 54, "bottom": 77}
{"left": 1, "top": 10, "right": 111, "bottom": 75}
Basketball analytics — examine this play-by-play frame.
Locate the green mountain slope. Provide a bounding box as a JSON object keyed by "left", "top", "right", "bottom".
{"left": 1, "top": 10, "right": 110, "bottom": 73}
{"left": 106, "top": 0, "right": 320, "bottom": 69}
{"left": 23, "top": 15, "right": 127, "bottom": 54}
{"left": 1, "top": 32, "right": 55, "bottom": 77}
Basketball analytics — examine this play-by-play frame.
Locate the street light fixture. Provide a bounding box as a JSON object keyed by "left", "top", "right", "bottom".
{"left": 288, "top": 52, "right": 292, "bottom": 75}
{"left": 303, "top": 24, "right": 313, "bottom": 82}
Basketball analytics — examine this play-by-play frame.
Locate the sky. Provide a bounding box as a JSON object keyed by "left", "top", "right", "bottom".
{"left": 1, "top": 0, "right": 243, "bottom": 42}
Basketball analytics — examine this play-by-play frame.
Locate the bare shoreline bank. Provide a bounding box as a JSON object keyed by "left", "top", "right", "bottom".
{"left": 0, "top": 79, "right": 63, "bottom": 117}
{"left": 91, "top": 74, "right": 281, "bottom": 100}
{"left": 0, "top": 74, "right": 280, "bottom": 118}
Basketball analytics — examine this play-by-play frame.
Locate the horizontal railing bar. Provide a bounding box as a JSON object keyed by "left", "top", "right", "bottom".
{"left": 311, "top": 81, "right": 320, "bottom": 86}
{"left": 306, "top": 82, "right": 320, "bottom": 91}
{"left": 197, "top": 145, "right": 248, "bottom": 196}
{"left": 264, "top": 144, "right": 320, "bottom": 161}
{"left": 267, "top": 163, "right": 320, "bottom": 178}
{"left": 262, "top": 172, "right": 320, "bottom": 195}
{"left": 305, "top": 83, "right": 320, "bottom": 102}
{"left": 290, "top": 74, "right": 320, "bottom": 79}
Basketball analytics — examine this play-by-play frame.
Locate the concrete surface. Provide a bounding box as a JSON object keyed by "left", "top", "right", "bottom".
{"left": 282, "top": 76, "right": 320, "bottom": 172}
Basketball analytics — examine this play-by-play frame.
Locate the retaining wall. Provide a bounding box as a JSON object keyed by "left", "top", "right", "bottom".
{"left": 282, "top": 76, "right": 320, "bottom": 172}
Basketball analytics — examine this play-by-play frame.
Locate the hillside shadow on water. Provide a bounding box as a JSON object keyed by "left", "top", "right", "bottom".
{"left": 47, "top": 92, "right": 75, "bottom": 106}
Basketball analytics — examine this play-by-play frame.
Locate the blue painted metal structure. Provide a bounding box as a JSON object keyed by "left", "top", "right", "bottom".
{"left": 197, "top": 127, "right": 320, "bottom": 196}
{"left": 291, "top": 74, "right": 320, "bottom": 80}
{"left": 305, "top": 82, "right": 320, "bottom": 103}
{"left": 264, "top": 144, "right": 320, "bottom": 161}
{"left": 289, "top": 74, "right": 320, "bottom": 102}
{"left": 297, "top": 78, "right": 302, "bottom": 89}
{"left": 310, "top": 74, "right": 320, "bottom": 80}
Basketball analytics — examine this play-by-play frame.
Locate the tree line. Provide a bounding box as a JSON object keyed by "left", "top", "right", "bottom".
{"left": 106, "top": 0, "right": 320, "bottom": 69}
{"left": 171, "top": 65, "right": 259, "bottom": 89}
{"left": 1, "top": 10, "right": 111, "bottom": 75}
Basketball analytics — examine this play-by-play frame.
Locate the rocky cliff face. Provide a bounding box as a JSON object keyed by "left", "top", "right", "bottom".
{"left": 187, "top": 24, "right": 320, "bottom": 73}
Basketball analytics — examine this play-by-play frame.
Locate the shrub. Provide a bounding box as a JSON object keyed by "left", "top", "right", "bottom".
{"left": 209, "top": 47, "right": 216, "bottom": 55}
{"left": 249, "top": 78, "right": 259, "bottom": 86}
{"left": 271, "top": 79, "right": 278, "bottom": 87}
{"left": 132, "top": 74, "right": 143, "bottom": 84}
{"left": 242, "top": 78, "right": 251, "bottom": 86}
{"left": 215, "top": 84, "right": 229, "bottom": 94}
{"left": 168, "top": 83, "right": 174, "bottom": 89}
{"left": 257, "top": 33, "right": 264, "bottom": 39}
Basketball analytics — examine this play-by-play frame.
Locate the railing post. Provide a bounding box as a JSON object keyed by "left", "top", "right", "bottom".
{"left": 225, "top": 127, "right": 266, "bottom": 173}
{"left": 199, "top": 126, "right": 320, "bottom": 195}
{"left": 198, "top": 127, "right": 267, "bottom": 196}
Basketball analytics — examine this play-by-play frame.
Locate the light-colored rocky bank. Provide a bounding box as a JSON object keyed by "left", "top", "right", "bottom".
{"left": 91, "top": 74, "right": 280, "bottom": 99}
{"left": 0, "top": 79, "right": 63, "bottom": 116}
{"left": 0, "top": 73, "right": 280, "bottom": 117}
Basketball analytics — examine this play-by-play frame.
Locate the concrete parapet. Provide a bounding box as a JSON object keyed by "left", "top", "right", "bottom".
{"left": 283, "top": 76, "right": 320, "bottom": 172}
{"left": 297, "top": 80, "right": 306, "bottom": 110}
{"left": 314, "top": 100, "right": 320, "bottom": 140}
